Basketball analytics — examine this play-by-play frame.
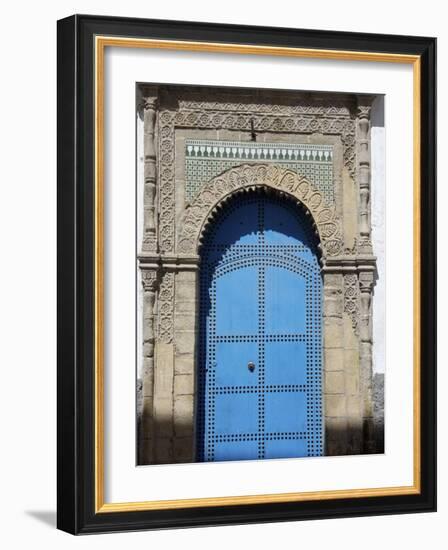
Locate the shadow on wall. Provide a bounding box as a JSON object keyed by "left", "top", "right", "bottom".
{"left": 136, "top": 379, "right": 195, "bottom": 465}
{"left": 136, "top": 373, "right": 384, "bottom": 465}
{"left": 325, "top": 372, "right": 384, "bottom": 456}
{"left": 25, "top": 510, "right": 56, "bottom": 529}
{"left": 373, "top": 372, "right": 385, "bottom": 454}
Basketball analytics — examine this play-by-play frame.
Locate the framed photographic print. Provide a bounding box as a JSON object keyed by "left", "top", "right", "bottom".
{"left": 57, "top": 14, "right": 436, "bottom": 534}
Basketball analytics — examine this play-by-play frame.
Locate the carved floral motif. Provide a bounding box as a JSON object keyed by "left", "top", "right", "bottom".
{"left": 141, "top": 269, "right": 158, "bottom": 291}
{"left": 157, "top": 271, "right": 175, "bottom": 343}
{"left": 177, "top": 95, "right": 353, "bottom": 116}
{"left": 344, "top": 273, "right": 359, "bottom": 334}
{"left": 158, "top": 107, "right": 356, "bottom": 253}
{"left": 177, "top": 164, "right": 343, "bottom": 258}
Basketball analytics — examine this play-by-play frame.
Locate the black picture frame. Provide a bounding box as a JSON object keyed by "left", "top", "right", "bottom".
{"left": 57, "top": 14, "right": 436, "bottom": 534}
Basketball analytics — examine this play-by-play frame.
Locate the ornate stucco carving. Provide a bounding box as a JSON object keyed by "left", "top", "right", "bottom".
{"left": 177, "top": 94, "right": 354, "bottom": 116}
{"left": 158, "top": 106, "right": 356, "bottom": 253}
{"left": 344, "top": 273, "right": 360, "bottom": 334}
{"left": 157, "top": 271, "right": 175, "bottom": 344}
{"left": 344, "top": 238, "right": 358, "bottom": 256}
{"left": 141, "top": 269, "right": 158, "bottom": 291}
{"left": 177, "top": 164, "right": 343, "bottom": 259}
{"left": 158, "top": 110, "right": 177, "bottom": 253}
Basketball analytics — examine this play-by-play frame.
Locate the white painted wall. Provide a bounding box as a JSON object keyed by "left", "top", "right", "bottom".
{"left": 0, "top": 1, "right": 444, "bottom": 548}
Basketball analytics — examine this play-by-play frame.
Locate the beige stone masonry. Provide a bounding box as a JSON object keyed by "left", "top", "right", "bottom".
{"left": 137, "top": 85, "right": 378, "bottom": 464}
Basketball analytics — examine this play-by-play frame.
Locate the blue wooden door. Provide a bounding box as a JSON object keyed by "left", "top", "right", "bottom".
{"left": 197, "top": 194, "right": 322, "bottom": 462}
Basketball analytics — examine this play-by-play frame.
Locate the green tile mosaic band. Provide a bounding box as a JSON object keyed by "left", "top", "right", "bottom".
{"left": 185, "top": 140, "right": 334, "bottom": 203}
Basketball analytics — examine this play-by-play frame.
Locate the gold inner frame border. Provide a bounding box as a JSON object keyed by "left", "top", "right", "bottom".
{"left": 94, "top": 35, "right": 421, "bottom": 513}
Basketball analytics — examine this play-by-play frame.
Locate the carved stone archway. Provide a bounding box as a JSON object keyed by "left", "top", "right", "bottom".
{"left": 137, "top": 86, "right": 379, "bottom": 465}
{"left": 178, "top": 164, "right": 343, "bottom": 260}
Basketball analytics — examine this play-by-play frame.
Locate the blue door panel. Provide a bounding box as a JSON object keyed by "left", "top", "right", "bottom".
{"left": 264, "top": 267, "right": 307, "bottom": 334}
{"left": 264, "top": 439, "right": 308, "bottom": 459}
{"left": 264, "top": 201, "right": 308, "bottom": 245}
{"left": 212, "top": 200, "right": 259, "bottom": 245}
{"left": 215, "top": 342, "right": 259, "bottom": 386}
{"left": 264, "top": 341, "right": 307, "bottom": 386}
{"left": 198, "top": 194, "right": 322, "bottom": 462}
{"left": 264, "top": 392, "right": 307, "bottom": 433}
{"left": 215, "top": 267, "right": 258, "bottom": 335}
{"left": 214, "top": 393, "right": 259, "bottom": 434}
{"left": 214, "top": 440, "right": 259, "bottom": 462}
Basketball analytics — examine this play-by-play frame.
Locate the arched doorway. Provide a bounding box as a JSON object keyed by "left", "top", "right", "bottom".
{"left": 197, "top": 191, "right": 323, "bottom": 462}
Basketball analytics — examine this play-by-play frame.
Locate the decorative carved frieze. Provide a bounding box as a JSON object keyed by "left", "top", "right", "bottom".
{"left": 344, "top": 237, "right": 358, "bottom": 256}
{"left": 158, "top": 110, "right": 177, "bottom": 253}
{"left": 176, "top": 94, "right": 354, "bottom": 116}
{"left": 344, "top": 273, "right": 360, "bottom": 334}
{"left": 158, "top": 271, "right": 175, "bottom": 344}
{"left": 177, "top": 163, "right": 343, "bottom": 258}
{"left": 157, "top": 106, "right": 356, "bottom": 253}
{"left": 173, "top": 110, "right": 356, "bottom": 175}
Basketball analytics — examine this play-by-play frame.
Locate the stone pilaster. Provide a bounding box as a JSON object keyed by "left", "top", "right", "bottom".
{"left": 359, "top": 270, "right": 375, "bottom": 452}
{"left": 342, "top": 272, "right": 362, "bottom": 454}
{"left": 357, "top": 96, "right": 374, "bottom": 255}
{"left": 142, "top": 93, "right": 158, "bottom": 252}
{"left": 173, "top": 268, "right": 199, "bottom": 462}
{"left": 153, "top": 270, "right": 175, "bottom": 463}
{"left": 138, "top": 254, "right": 200, "bottom": 464}
{"left": 139, "top": 268, "right": 159, "bottom": 463}
{"left": 322, "top": 271, "right": 347, "bottom": 455}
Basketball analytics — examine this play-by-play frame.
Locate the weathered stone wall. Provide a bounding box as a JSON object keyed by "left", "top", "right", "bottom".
{"left": 137, "top": 84, "right": 379, "bottom": 464}
{"left": 373, "top": 373, "right": 385, "bottom": 453}
{"left": 138, "top": 373, "right": 384, "bottom": 459}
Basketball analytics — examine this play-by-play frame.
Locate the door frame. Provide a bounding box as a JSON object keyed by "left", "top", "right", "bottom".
{"left": 177, "top": 164, "right": 376, "bottom": 458}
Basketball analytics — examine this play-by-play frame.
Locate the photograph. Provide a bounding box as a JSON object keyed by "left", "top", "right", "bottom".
{"left": 136, "top": 83, "right": 385, "bottom": 465}
{"left": 0, "top": 0, "right": 442, "bottom": 545}
{"left": 55, "top": 13, "right": 436, "bottom": 534}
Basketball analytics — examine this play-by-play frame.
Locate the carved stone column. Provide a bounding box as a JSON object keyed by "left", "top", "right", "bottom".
{"left": 139, "top": 268, "right": 159, "bottom": 463}
{"left": 142, "top": 94, "right": 158, "bottom": 252}
{"left": 152, "top": 270, "right": 176, "bottom": 464}
{"left": 359, "top": 270, "right": 375, "bottom": 452}
{"left": 325, "top": 257, "right": 376, "bottom": 456}
{"left": 357, "top": 96, "right": 374, "bottom": 254}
